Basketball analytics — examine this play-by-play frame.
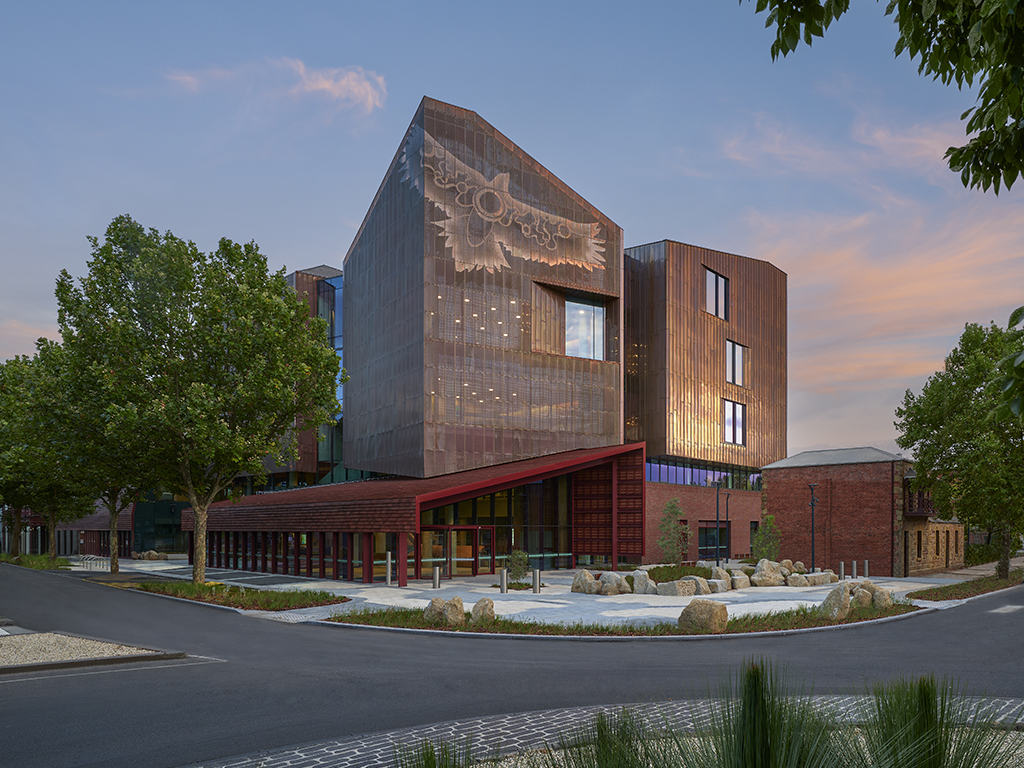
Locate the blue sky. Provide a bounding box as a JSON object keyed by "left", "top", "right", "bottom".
{"left": 2, "top": 1, "right": 1022, "bottom": 457}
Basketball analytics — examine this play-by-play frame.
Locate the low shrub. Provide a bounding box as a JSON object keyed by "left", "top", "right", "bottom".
{"left": 646, "top": 564, "right": 713, "bottom": 582}
{"left": 133, "top": 581, "right": 348, "bottom": 611}
{"left": 0, "top": 553, "right": 71, "bottom": 570}
{"left": 964, "top": 540, "right": 1003, "bottom": 567}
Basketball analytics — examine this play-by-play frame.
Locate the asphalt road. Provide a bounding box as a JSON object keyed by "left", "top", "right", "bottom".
{"left": 2, "top": 563, "right": 1023, "bottom": 768}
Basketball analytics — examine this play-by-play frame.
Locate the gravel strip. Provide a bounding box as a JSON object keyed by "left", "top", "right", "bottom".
{"left": 0, "top": 633, "right": 156, "bottom": 666}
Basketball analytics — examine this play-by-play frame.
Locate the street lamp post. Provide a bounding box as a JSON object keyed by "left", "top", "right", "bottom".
{"left": 809, "top": 483, "right": 819, "bottom": 573}
{"left": 715, "top": 481, "right": 721, "bottom": 567}
{"left": 724, "top": 492, "right": 730, "bottom": 563}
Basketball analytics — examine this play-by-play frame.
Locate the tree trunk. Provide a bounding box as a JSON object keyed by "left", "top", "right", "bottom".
{"left": 109, "top": 508, "right": 120, "bottom": 574}
{"left": 998, "top": 527, "right": 1012, "bottom": 580}
{"left": 192, "top": 506, "right": 207, "bottom": 584}
{"left": 7, "top": 509, "right": 23, "bottom": 557}
{"left": 46, "top": 511, "right": 57, "bottom": 562}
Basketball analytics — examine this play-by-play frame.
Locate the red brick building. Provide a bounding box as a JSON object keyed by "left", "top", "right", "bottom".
{"left": 762, "top": 447, "right": 964, "bottom": 577}
{"left": 644, "top": 482, "right": 762, "bottom": 563}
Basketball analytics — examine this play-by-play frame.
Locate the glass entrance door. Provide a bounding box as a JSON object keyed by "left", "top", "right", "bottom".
{"left": 453, "top": 529, "right": 474, "bottom": 576}
{"left": 421, "top": 530, "right": 449, "bottom": 577}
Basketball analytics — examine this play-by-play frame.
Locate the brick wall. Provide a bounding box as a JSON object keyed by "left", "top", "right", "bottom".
{"left": 763, "top": 461, "right": 902, "bottom": 576}
{"left": 643, "top": 482, "right": 762, "bottom": 564}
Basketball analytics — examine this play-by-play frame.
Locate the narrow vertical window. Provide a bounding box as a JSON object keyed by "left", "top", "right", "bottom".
{"left": 705, "top": 268, "right": 728, "bottom": 320}
{"left": 917, "top": 530, "right": 922, "bottom": 558}
{"left": 726, "top": 340, "right": 746, "bottom": 386}
{"left": 723, "top": 399, "right": 745, "bottom": 445}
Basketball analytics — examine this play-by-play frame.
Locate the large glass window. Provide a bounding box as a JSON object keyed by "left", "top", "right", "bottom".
{"left": 726, "top": 340, "right": 745, "bottom": 386}
{"left": 565, "top": 299, "right": 605, "bottom": 360}
{"left": 723, "top": 399, "right": 745, "bottom": 445}
{"left": 705, "top": 268, "right": 728, "bottom": 320}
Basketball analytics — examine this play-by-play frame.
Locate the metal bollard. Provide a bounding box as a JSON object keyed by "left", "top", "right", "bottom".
{"left": 500, "top": 568, "right": 508, "bottom": 594}
{"left": 386, "top": 552, "right": 392, "bottom": 586}
{"left": 852, "top": 560, "right": 858, "bottom": 579}
{"left": 839, "top": 561, "right": 845, "bottom": 580}
{"left": 432, "top": 565, "right": 441, "bottom": 589}
{"left": 533, "top": 569, "right": 541, "bottom": 594}
{"left": 863, "top": 560, "right": 869, "bottom": 579}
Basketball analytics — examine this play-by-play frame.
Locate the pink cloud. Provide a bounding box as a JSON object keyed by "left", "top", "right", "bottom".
{"left": 0, "top": 320, "right": 60, "bottom": 361}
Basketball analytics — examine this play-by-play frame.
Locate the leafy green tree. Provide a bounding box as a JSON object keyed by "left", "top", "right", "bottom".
{"left": 656, "top": 498, "right": 692, "bottom": 566}
{"left": 994, "top": 304, "right": 1024, "bottom": 427}
{"left": 0, "top": 349, "right": 94, "bottom": 560}
{"left": 746, "top": 0, "right": 1024, "bottom": 193}
{"left": 751, "top": 514, "right": 781, "bottom": 562}
{"left": 56, "top": 215, "right": 342, "bottom": 583}
{"left": 896, "top": 322, "right": 1024, "bottom": 579}
{"left": 0, "top": 356, "right": 32, "bottom": 557}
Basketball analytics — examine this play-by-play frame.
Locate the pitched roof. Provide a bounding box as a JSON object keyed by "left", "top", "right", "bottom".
{"left": 762, "top": 446, "right": 907, "bottom": 470}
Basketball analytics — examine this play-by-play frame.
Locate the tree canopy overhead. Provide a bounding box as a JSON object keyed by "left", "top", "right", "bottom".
{"left": 56, "top": 215, "right": 342, "bottom": 582}
{"left": 895, "top": 322, "right": 1024, "bottom": 578}
{"left": 747, "top": 0, "right": 1024, "bottom": 193}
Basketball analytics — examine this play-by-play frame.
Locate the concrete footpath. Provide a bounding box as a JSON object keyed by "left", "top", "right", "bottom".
{"left": 72, "top": 554, "right": 1021, "bottom": 628}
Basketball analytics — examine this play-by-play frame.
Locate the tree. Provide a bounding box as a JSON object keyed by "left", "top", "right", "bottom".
{"left": 993, "top": 304, "right": 1024, "bottom": 427}
{"left": 656, "top": 498, "right": 692, "bottom": 566}
{"left": 0, "top": 349, "right": 94, "bottom": 560}
{"left": 896, "top": 322, "right": 1024, "bottom": 579}
{"left": 746, "top": 0, "right": 1024, "bottom": 193}
{"left": 56, "top": 215, "right": 342, "bottom": 583}
{"left": 751, "top": 514, "right": 781, "bottom": 562}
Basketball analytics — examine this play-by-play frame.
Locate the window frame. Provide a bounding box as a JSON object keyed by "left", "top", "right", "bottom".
{"left": 705, "top": 268, "right": 728, "bottom": 320}
{"left": 723, "top": 399, "right": 746, "bottom": 446}
{"left": 726, "top": 340, "right": 746, "bottom": 387}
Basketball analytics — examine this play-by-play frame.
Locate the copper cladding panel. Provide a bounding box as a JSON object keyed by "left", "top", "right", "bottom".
{"left": 625, "top": 241, "right": 786, "bottom": 470}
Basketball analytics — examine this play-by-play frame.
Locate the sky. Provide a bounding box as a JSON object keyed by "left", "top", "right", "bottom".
{"left": 2, "top": 1, "right": 1022, "bottom": 458}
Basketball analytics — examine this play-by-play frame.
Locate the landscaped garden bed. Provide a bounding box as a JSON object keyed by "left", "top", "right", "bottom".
{"left": 328, "top": 600, "right": 918, "bottom": 636}
{"left": 907, "top": 568, "right": 1023, "bottom": 601}
{"left": 0, "top": 553, "right": 71, "bottom": 570}
{"left": 133, "top": 581, "right": 349, "bottom": 611}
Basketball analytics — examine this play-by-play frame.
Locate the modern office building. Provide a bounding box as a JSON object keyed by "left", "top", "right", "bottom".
{"left": 181, "top": 97, "right": 787, "bottom": 582}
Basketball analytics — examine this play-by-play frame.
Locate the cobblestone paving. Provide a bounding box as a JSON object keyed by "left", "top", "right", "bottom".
{"left": 183, "top": 696, "right": 1024, "bottom": 768}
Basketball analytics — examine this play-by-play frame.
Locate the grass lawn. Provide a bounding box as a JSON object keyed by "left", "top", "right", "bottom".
{"left": 133, "top": 581, "right": 349, "bottom": 611}
{"left": 0, "top": 553, "right": 71, "bottom": 570}
{"left": 906, "top": 568, "right": 1023, "bottom": 601}
{"left": 329, "top": 601, "right": 918, "bottom": 636}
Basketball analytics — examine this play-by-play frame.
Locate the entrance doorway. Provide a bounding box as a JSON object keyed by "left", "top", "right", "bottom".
{"left": 419, "top": 526, "right": 494, "bottom": 579}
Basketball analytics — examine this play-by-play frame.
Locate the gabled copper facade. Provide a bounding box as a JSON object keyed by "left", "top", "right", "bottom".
{"left": 625, "top": 240, "right": 786, "bottom": 471}
{"left": 344, "top": 98, "right": 624, "bottom": 478}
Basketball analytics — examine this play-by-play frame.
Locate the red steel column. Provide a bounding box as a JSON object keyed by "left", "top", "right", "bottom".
{"left": 332, "top": 532, "right": 340, "bottom": 580}
{"left": 611, "top": 457, "right": 619, "bottom": 569}
{"left": 363, "top": 532, "right": 373, "bottom": 583}
{"left": 399, "top": 533, "right": 408, "bottom": 587}
{"left": 318, "top": 532, "right": 326, "bottom": 578}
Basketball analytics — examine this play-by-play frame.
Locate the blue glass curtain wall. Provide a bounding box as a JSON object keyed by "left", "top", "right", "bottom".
{"left": 644, "top": 457, "right": 761, "bottom": 491}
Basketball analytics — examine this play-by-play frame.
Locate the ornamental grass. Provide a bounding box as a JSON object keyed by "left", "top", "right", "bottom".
{"left": 134, "top": 581, "right": 348, "bottom": 611}
{"left": 907, "top": 569, "right": 1023, "bottom": 602}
